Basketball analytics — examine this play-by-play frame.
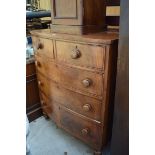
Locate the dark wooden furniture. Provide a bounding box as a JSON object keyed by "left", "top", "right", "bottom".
{"left": 26, "top": 58, "right": 42, "bottom": 122}
{"left": 110, "top": 0, "right": 129, "bottom": 154}
{"left": 50, "top": 0, "right": 106, "bottom": 34}
{"left": 31, "top": 29, "right": 118, "bottom": 154}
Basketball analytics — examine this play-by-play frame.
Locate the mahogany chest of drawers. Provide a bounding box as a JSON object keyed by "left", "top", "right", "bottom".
{"left": 31, "top": 29, "right": 118, "bottom": 154}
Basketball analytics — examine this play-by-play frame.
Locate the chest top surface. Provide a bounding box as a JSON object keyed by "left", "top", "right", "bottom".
{"left": 31, "top": 29, "right": 119, "bottom": 45}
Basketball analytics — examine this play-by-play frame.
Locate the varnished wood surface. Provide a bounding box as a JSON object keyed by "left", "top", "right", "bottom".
{"left": 35, "top": 55, "right": 104, "bottom": 98}
{"left": 59, "top": 106, "right": 102, "bottom": 150}
{"left": 31, "top": 29, "right": 118, "bottom": 153}
{"left": 55, "top": 40, "right": 106, "bottom": 70}
{"left": 50, "top": 0, "right": 106, "bottom": 34}
{"left": 37, "top": 72, "right": 102, "bottom": 121}
{"left": 26, "top": 62, "right": 42, "bottom": 122}
{"left": 32, "top": 36, "right": 54, "bottom": 59}
{"left": 31, "top": 29, "right": 119, "bottom": 45}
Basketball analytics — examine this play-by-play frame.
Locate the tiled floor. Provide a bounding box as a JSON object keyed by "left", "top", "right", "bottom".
{"left": 27, "top": 116, "right": 110, "bottom": 155}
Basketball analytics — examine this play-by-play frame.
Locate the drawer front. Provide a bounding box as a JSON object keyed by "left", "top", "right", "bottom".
{"left": 55, "top": 41, "right": 105, "bottom": 70}
{"left": 59, "top": 106, "right": 102, "bottom": 149}
{"left": 39, "top": 92, "right": 52, "bottom": 115}
{"left": 39, "top": 92, "right": 59, "bottom": 123}
{"left": 32, "top": 36, "right": 54, "bottom": 59}
{"left": 36, "top": 73, "right": 101, "bottom": 121}
{"left": 35, "top": 55, "right": 103, "bottom": 97}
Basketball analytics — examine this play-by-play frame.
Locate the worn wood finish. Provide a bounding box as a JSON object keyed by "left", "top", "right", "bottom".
{"left": 26, "top": 62, "right": 42, "bottom": 122}
{"left": 35, "top": 55, "right": 103, "bottom": 98}
{"left": 110, "top": 0, "right": 129, "bottom": 154}
{"left": 50, "top": 0, "right": 106, "bottom": 34}
{"left": 55, "top": 40, "right": 106, "bottom": 70}
{"left": 59, "top": 106, "right": 102, "bottom": 150}
{"left": 32, "top": 36, "right": 54, "bottom": 59}
{"left": 37, "top": 72, "right": 102, "bottom": 121}
{"left": 31, "top": 30, "right": 118, "bottom": 153}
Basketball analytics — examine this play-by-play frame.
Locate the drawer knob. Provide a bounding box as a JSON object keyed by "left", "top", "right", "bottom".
{"left": 71, "top": 48, "right": 81, "bottom": 59}
{"left": 81, "top": 128, "right": 89, "bottom": 135}
{"left": 35, "top": 61, "right": 41, "bottom": 67}
{"left": 82, "top": 79, "right": 92, "bottom": 87}
{"left": 37, "top": 42, "right": 43, "bottom": 50}
{"left": 38, "top": 81, "right": 43, "bottom": 86}
{"left": 41, "top": 100, "right": 45, "bottom": 106}
{"left": 83, "top": 104, "right": 91, "bottom": 112}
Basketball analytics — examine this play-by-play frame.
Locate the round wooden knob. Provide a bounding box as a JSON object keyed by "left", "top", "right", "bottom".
{"left": 81, "top": 128, "right": 89, "bottom": 135}
{"left": 41, "top": 100, "right": 45, "bottom": 106}
{"left": 82, "top": 79, "right": 92, "bottom": 87}
{"left": 37, "top": 42, "right": 43, "bottom": 50}
{"left": 38, "top": 81, "right": 43, "bottom": 86}
{"left": 83, "top": 104, "right": 91, "bottom": 112}
{"left": 71, "top": 48, "right": 80, "bottom": 59}
{"left": 35, "top": 61, "right": 41, "bottom": 67}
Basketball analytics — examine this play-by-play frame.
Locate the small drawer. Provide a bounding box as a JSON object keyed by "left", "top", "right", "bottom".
{"left": 55, "top": 41, "right": 105, "bottom": 70}
{"left": 32, "top": 36, "right": 54, "bottom": 59}
{"left": 59, "top": 106, "right": 102, "bottom": 149}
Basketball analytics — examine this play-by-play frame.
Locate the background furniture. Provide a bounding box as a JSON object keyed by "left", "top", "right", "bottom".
{"left": 26, "top": 59, "right": 42, "bottom": 122}
{"left": 31, "top": 29, "right": 118, "bottom": 154}
{"left": 50, "top": 0, "right": 106, "bottom": 34}
{"left": 110, "top": 0, "right": 129, "bottom": 154}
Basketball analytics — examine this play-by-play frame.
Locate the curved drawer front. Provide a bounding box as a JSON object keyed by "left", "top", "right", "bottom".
{"left": 39, "top": 92, "right": 52, "bottom": 116}
{"left": 35, "top": 55, "right": 103, "bottom": 97}
{"left": 37, "top": 73, "right": 102, "bottom": 121}
{"left": 32, "top": 36, "right": 54, "bottom": 59}
{"left": 59, "top": 106, "right": 102, "bottom": 149}
{"left": 39, "top": 92, "right": 59, "bottom": 123}
{"left": 55, "top": 41, "right": 105, "bottom": 70}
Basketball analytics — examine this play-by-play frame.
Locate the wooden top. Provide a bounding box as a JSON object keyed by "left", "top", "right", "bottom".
{"left": 30, "top": 29, "right": 119, "bottom": 45}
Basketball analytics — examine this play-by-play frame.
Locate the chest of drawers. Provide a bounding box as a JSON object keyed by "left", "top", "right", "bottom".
{"left": 31, "top": 29, "right": 118, "bottom": 155}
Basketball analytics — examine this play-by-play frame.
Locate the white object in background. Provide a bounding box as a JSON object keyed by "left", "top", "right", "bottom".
{"left": 26, "top": 116, "right": 31, "bottom": 155}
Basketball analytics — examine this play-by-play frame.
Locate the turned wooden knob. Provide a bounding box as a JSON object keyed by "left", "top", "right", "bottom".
{"left": 82, "top": 79, "right": 92, "bottom": 87}
{"left": 38, "top": 81, "right": 43, "bottom": 86}
{"left": 71, "top": 48, "right": 81, "bottom": 59}
{"left": 41, "top": 100, "right": 45, "bottom": 106}
{"left": 35, "top": 61, "right": 41, "bottom": 67}
{"left": 83, "top": 104, "right": 91, "bottom": 112}
{"left": 81, "top": 128, "right": 89, "bottom": 135}
{"left": 37, "top": 42, "right": 43, "bottom": 50}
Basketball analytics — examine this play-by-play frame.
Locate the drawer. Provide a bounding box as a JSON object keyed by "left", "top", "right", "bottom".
{"left": 59, "top": 106, "right": 102, "bottom": 149}
{"left": 55, "top": 41, "right": 105, "bottom": 70}
{"left": 35, "top": 55, "right": 103, "bottom": 97}
{"left": 36, "top": 73, "right": 102, "bottom": 121}
{"left": 39, "top": 92, "right": 59, "bottom": 123}
{"left": 32, "top": 36, "right": 54, "bottom": 59}
{"left": 39, "top": 92, "right": 52, "bottom": 116}
{"left": 35, "top": 55, "right": 59, "bottom": 83}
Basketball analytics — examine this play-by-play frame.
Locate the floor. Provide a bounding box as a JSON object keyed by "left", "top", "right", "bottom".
{"left": 27, "top": 116, "right": 110, "bottom": 155}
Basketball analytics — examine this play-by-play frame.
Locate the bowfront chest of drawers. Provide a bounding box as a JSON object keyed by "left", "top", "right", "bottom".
{"left": 31, "top": 29, "right": 118, "bottom": 155}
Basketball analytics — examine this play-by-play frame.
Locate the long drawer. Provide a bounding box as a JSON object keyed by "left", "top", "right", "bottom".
{"left": 35, "top": 55, "right": 103, "bottom": 97}
{"left": 55, "top": 40, "right": 105, "bottom": 70}
{"left": 59, "top": 106, "right": 102, "bottom": 149}
{"left": 37, "top": 73, "right": 102, "bottom": 121}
